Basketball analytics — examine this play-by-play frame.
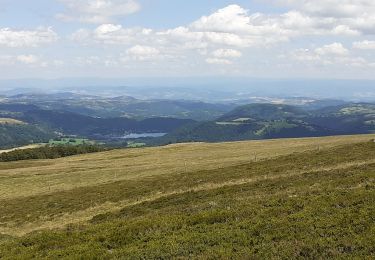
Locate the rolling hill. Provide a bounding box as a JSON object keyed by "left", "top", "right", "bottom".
{"left": 2, "top": 98, "right": 375, "bottom": 148}
{"left": 158, "top": 103, "right": 375, "bottom": 144}
{"left": 21, "top": 109, "right": 195, "bottom": 138}
{"left": 0, "top": 120, "right": 55, "bottom": 149}
{"left": 218, "top": 103, "right": 308, "bottom": 121}
{"left": 306, "top": 103, "right": 375, "bottom": 134}
{"left": 0, "top": 134, "right": 374, "bottom": 258}
{"left": 4, "top": 93, "right": 235, "bottom": 120}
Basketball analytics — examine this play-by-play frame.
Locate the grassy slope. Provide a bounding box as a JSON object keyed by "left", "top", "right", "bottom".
{"left": 0, "top": 144, "right": 43, "bottom": 155}
{"left": 0, "top": 118, "right": 25, "bottom": 125}
{"left": 0, "top": 134, "right": 375, "bottom": 258}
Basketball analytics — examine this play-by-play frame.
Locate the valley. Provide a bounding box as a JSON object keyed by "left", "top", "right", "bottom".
{"left": 1, "top": 92, "right": 375, "bottom": 150}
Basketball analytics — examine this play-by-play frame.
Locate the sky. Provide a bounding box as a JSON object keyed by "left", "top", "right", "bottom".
{"left": 0, "top": 0, "right": 375, "bottom": 80}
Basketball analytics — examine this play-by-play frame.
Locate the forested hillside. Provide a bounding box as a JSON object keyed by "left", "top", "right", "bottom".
{"left": 157, "top": 103, "right": 375, "bottom": 144}
{"left": 0, "top": 123, "right": 55, "bottom": 149}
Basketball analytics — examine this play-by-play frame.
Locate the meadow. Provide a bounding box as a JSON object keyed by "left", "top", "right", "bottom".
{"left": 48, "top": 138, "right": 95, "bottom": 146}
{"left": 0, "top": 134, "right": 374, "bottom": 258}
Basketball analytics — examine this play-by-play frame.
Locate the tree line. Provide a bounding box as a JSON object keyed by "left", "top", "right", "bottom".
{"left": 0, "top": 145, "right": 107, "bottom": 162}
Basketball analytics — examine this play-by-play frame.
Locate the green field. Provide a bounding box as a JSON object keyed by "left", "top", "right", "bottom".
{"left": 0, "top": 134, "right": 375, "bottom": 258}
{"left": 126, "top": 141, "right": 146, "bottom": 148}
{"left": 48, "top": 138, "right": 95, "bottom": 146}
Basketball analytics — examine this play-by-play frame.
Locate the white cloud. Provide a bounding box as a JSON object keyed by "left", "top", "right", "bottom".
{"left": 205, "top": 58, "right": 232, "bottom": 65}
{"left": 42, "top": 3, "right": 375, "bottom": 77}
{"left": 57, "top": 0, "right": 141, "bottom": 24}
{"left": 191, "top": 5, "right": 252, "bottom": 33}
{"left": 315, "top": 43, "right": 349, "bottom": 56}
{"left": 95, "top": 23, "right": 122, "bottom": 34}
{"left": 287, "top": 43, "right": 374, "bottom": 68}
{"left": 125, "top": 45, "right": 160, "bottom": 61}
{"left": 353, "top": 40, "right": 375, "bottom": 50}
{"left": 273, "top": 0, "right": 375, "bottom": 35}
{"left": 274, "top": 0, "right": 375, "bottom": 18}
{"left": 0, "top": 27, "right": 58, "bottom": 47}
{"left": 73, "top": 4, "right": 375, "bottom": 52}
{"left": 294, "top": 43, "right": 350, "bottom": 61}
{"left": 72, "top": 24, "right": 153, "bottom": 45}
{"left": 16, "top": 55, "right": 39, "bottom": 64}
{"left": 212, "top": 49, "right": 242, "bottom": 59}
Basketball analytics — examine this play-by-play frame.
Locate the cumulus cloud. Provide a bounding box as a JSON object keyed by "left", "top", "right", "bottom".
{"left": 205, "top": 58, "right": 232, "bottom": 65}
{"left": 315, "top": 43, "right": 349, "bottom": 56}
{"left": 16, "top": 55, "right": 39, "bottom": 64}
{"left": 191, "top": 5, "right": 252, "bottom": 33}
{"left": 72, "top": 2, "right": 375, "bottom": 53}
{"left": 273, "top": 0, "right": 375, "bottom": 35}
{"left": 8, "top": 2, "right": 370, "bottom": 76}
{"left": 57, "top": 0, "right": 141, "bottom": 24}
{"left": 353, "top": 40, "right": 375, "bottom": 50}
{"left": 0, "top": 27, "right": 58, "bottom": 47}
{"left": 0, "top": 54, "right": 60, "bottom": 67}
{"left": 274, "top": 0, "right": 374, "bottom": 18}
{"left": 212, "top": 49, "right": 242, "bottom": 58}
{"left": 125, "top": 45, "right": 161, "bottom": 61}
{"left": 287, "top": 42, "right": 374, "bottom": 68}
{"left": 95, "top": 23, "right": 122, "bottom": 34}
{"left": 72, "top": 24, "right": 152, "bottom": 45}
{"left": 73, "top": 5, "right": 293, "bottom": 50}
{"left": 292, "top": 43, "right": 350, "bottom": 62}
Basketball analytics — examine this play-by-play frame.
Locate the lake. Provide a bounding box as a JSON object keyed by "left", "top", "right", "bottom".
{"left": 122, "top": 133, "right": 167, "bottom": 139}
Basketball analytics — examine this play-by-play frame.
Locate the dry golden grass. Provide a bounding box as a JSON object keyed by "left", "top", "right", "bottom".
{"left": 0, "top": 118, "right": 25, "bottom": 125}
{"left": 1, "top": 134, "right": 374, "bottom": 202}
{"left": 0, "top": 144, "right": 43, "bottom": 155}
{"left": 4, "top": 155, "right": 375, "bottom": 237}
{"left": 1, "top": 136, "right": 375, "bottom": 258}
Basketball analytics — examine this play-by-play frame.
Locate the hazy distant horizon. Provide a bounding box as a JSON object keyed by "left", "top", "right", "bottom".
{"left": 1, "top": 77, "right": 374, "bottom": 102}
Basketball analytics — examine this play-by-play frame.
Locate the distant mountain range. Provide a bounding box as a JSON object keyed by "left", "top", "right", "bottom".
{"left": 155, "top": 103, "right": 375, "bottom": 144}
{"left": 22, "top": 109, "right": 194, "bottom": 139}
{"left": 1, "top": 91, "right": 375, "bottom": 149}
{"left": 2, "top": 93, "right": 234, "bottom": 120}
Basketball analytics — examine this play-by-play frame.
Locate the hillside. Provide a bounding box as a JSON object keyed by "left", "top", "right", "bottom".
{"left": 21, "top": 109, "right": 195, "bottom": 138}
{"left": 158, "top": 103, "right": 375, "bottom": 144}
{"left": 306, "top": 103, "right": 375, "bottom": 134}
{"left": 0, "top": 123, "right": 55, "bottom": 149}
{"left": 218, "top": 103, "right": 308, "bottom": 121}
{"left": 3, "top": 93, "right": 234, "bottom": 120}
{"left": 0, "top": 134, "right": 374, "bottom": 258}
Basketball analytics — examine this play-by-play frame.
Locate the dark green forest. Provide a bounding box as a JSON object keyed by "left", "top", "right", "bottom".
{"left": 0, "top": 145, "right": 107, "bottom": 162}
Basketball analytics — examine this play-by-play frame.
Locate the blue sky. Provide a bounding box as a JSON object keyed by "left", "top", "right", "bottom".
{"left": 0, "top": 0, "right": 375, "bottom": 80}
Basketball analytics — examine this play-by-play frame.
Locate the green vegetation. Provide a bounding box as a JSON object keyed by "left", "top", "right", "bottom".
{"left": 48, "top": 138, "right": 94, "bottom": 146}
{"left": 157, "top": 103, "right": 375, "bottom": 144}
{"left": 3, "top": 99, "right": 375, "bottom": 146}
{"left": 0, "top": 124, "right": 55, "bottom": 149}
{"left": 126, "top": 141, "right": 146, "bottom": 148}
{"left": 0, "top": 145, "right": 107, "bottom": 162}
{"left": 219, "top": 103, "right": 307, "bottom": 121}
{"left": 23, "top": 109, "right": 195, "bottom": 138}
{"left": 0, "top": 135, "right": 374, "bottom": 258}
